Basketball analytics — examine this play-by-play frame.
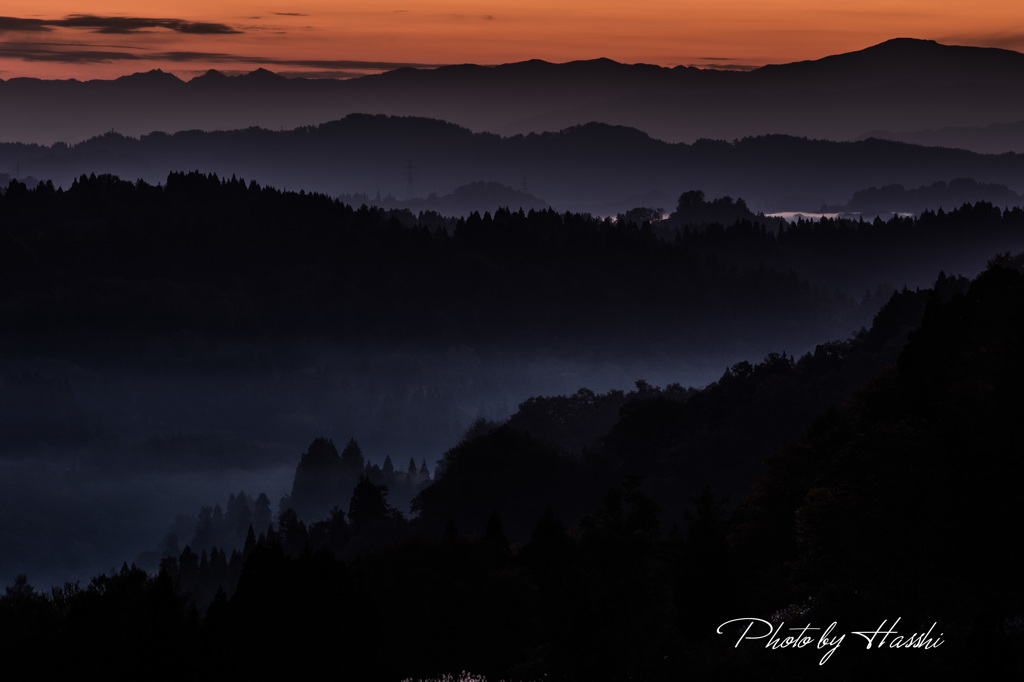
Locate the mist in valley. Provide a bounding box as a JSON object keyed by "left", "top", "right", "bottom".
{"left": 4, "top": 167, "right": 1024, "bottom": 591}
{"left": 1, "top": 328, "right": 851, "bottom": 589}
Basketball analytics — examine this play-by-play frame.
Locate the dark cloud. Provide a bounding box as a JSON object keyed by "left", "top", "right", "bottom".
{"left": 62, "top": 15, "right": 241, "bottom": 35}
{"left": 160, "top": 52, "right": 444, "bottom": 71}
{"left": 0, "top": 17, "right": 53, "bottom": 32}
{"left": 0, "top": 41, "right": 445, "bottom": 71}
{"left": 272, "top": 13, "right": 309, "bottom": 17}
{"left": 0, "top": 43, "right": 143, "bottom": 64}
{"left": 0, "top": 14, "right": 240, "bottom": 36}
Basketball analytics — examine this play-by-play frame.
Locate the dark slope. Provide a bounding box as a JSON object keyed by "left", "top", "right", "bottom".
{"left": 730, "top": 256, "right": 1024, "bottom": 678}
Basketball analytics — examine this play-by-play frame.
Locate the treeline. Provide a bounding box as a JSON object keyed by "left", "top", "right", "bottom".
{"left": 0, "top": 171, "right": 861, "bottom": 359}
{"left": 338, "top": 180, "right": 550, "bottom": 217}
{"left": 281, "top": 437, "right": 431, "bottom": 523}
{"left": 654, "top": 189, "right": 1024, "bottom": 294}
{"left": 134, "top": 437, "right": 433, "bottom": 579}
{"left": 145, "top": 470, "right": 416, "bottom": 615}
{"left": 3, "top": 257, "right": 1023, "bottom": 678}
{"left": 5, "top": 172, "right": 1024, "bottom": 361}
{"left": 409, "top": 269, "right": 971, "bottom": 538}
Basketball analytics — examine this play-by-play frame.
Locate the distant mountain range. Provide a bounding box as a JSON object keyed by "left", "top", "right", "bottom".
{"left": 3, "top": 114, "right": 1024, "bottom": 215}
{"left": 3, "top": 38, "right": 1024, "bottom": 152}
{"left": 826, "top": 178, "right": 1023, "bottom": 216}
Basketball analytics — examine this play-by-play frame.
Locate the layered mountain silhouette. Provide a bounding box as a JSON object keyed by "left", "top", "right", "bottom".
{"left": 3, "top": 38, "right": 1024, "bottom": 150}
{"left": 4, "top": 114, "right": 1024, "bottom": 214}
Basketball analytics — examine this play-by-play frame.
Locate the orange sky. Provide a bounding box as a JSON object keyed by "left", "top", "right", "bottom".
{"left": 2, "top": 1, "right": 1022, "bottom": 80}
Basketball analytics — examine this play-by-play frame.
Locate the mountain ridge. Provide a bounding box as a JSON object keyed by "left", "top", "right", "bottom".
{"left": 2, "top": 38, "right": 1023, "bottom": 149}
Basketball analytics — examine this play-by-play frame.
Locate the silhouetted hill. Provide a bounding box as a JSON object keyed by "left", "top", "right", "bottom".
{"left": 828, "top": 178, "right": 1022, "bottom": 216}
{"left": 5, "top": 115, "right": 1024, "bottom": 214}
{"left": 732, "top": 256, "right": 1024, "bottom": 673}
{"left": 752, "top": 38, "right": 1024, "bottom": 89}
{"left": 411, "top": 271, "right": 973, "bottom": 542}
{"left": 862, "top": 119, "right": 1024, "bottom": 154}
{"left": 3, "top": 39, "right": 1024, "bottom": 150}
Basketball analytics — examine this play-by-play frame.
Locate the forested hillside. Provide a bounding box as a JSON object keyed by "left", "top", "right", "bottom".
{"left": 0, "top": 171, "right": 867, "bottom": 358}
{"left": 5, "top": 171, "right": 1024, "bottom": 357}
{"left": 2, "top": 255, "right": 1021, "bottom": 681}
